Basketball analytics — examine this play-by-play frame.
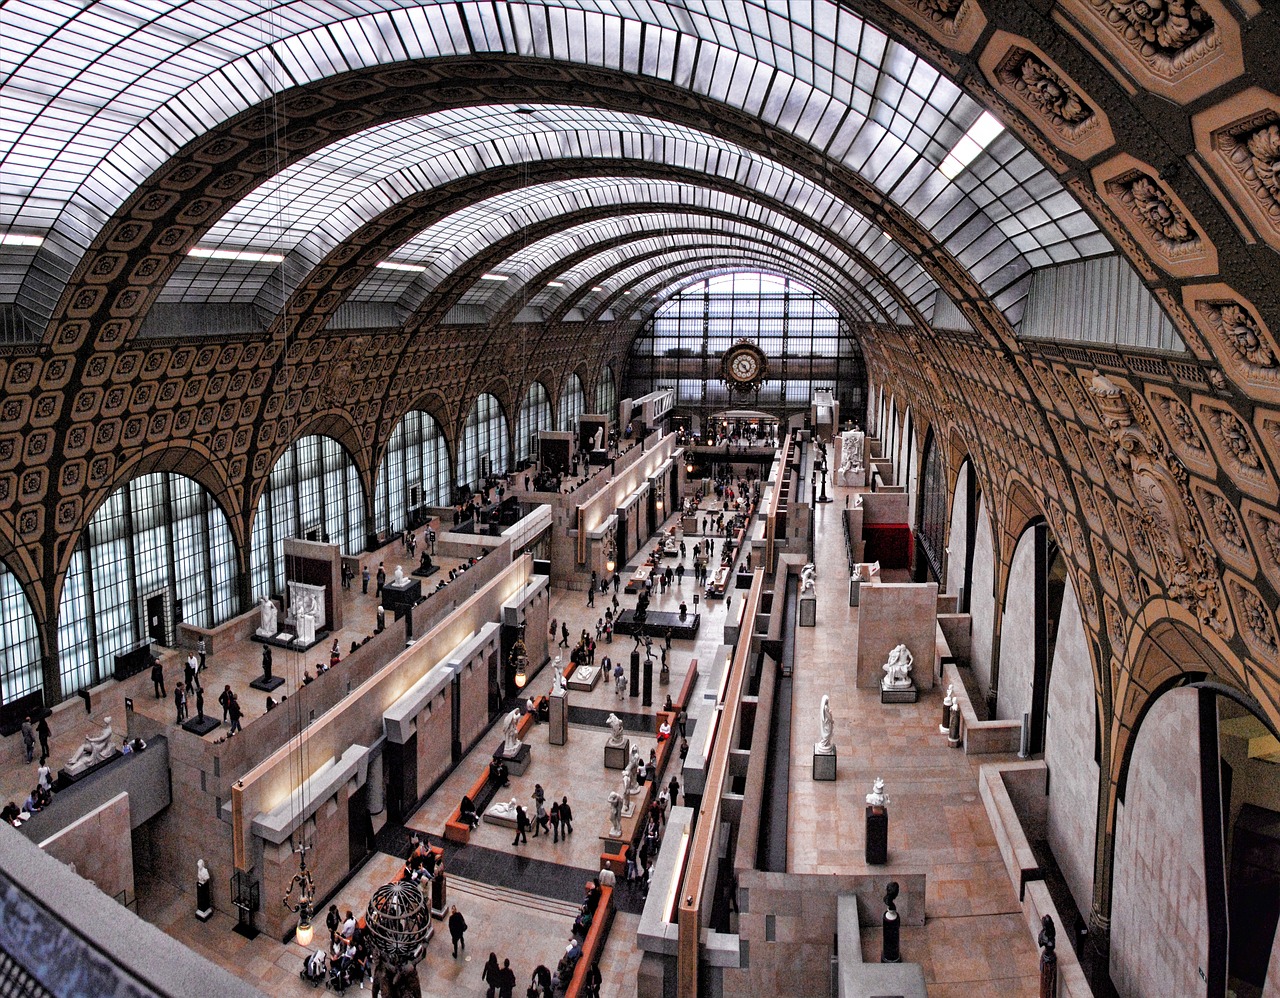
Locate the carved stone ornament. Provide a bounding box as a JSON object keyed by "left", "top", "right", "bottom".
{"left": 1113, "top": 172, "right": 1196, "bottom": 247}
{"left": 1207, "top": 408, "right": 1263, "bottom": 471}
{"left": 1088, "top": 372, "right": 1228, "bottom": 634}
{"left": 1216, "top": 114, "right": 1280, "bottom": 225}
{"left": 1229, "top": 578, "right": 1278, "bottom": 657}
{"left": 995, "top": 49, "right": 1096, "bottom": 137}
{"left": 1092, "top": 0, "right": 1215, "bottom": 70}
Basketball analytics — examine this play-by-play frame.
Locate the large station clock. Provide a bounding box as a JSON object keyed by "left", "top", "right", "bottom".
{"left": 720, "top": 340, "right": 768, "bottom": 393}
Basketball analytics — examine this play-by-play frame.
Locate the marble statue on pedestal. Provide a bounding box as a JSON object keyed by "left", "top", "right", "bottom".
{"left": 488, "top": 798, "right": 519, "bottom": 822}
{"left": 881, "top": 644, "right": 914, "bottom": 689}
{"left": 800, "top": 563, "right": 816, "bottom": 594}
{"left": 65, "top": 716, "right": 116, "bottom": 775}
{"left": 839, "top": 429, "right": 864, "bottom": 471}
{"left": 607, "top": 791, "right": 623, "bottom": 838}
{"left": 592, "top": 426, "right": 605, "bottom": 452}
{"left": 622, "top": 746, "right": 642, "bottom": 797}
{"left": 866, "top": 777, "right": 888, "bottom": 807}
{"left": 502, "top": 708, "right": 523, "bottom": 756}
{"left": 257, "top": 597, "right": 278, "bottom": 636}
{"left": 393, "top": 565, "right": 405, "bottom": 585}
{"left": 197, "top": 859, "right": 209, "bottom": 885}
{"left": 296, "top": 612, "right": 316, "bottom": 646}
{"left": 605, "top": 713, "right": 626, "bottom": 747}
{"left": 551, "top": 656, "right": 566, "bottom": 695}
{"left": 815, "top": 695, "right": 835, "bottom": 755}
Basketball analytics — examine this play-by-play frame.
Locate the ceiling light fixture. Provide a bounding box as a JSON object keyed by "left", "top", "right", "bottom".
{"left": 480, "top": 273, "right": 509, "bottom": 281}
{"left": 376, "top": 261, "right": 427, "bottom": 273}
{"left": 0, "top": 233, "right": 44, "bottom": 248}
{"left": 546, "top": 281, "right": 565, "bottom": 288}
{"left": 188, "top": 247, "right": 286, "bottom": 264}
{"left": 939, "top": 111, "right": 1004, "bottom": 180}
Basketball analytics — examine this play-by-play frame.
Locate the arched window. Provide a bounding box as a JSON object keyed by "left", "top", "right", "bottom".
{"left": 0, "top": 560, "right": 42, "bottom": 706}
{"left": 458, "top": 393, "right": 509, "bottom": 489}
{"left": 596, "top": 367, "right": 617, "bottom": 420}
{"left": 558, "top": 373, "right": 585, "bottom": 430}
{"left": 515, "top": 383, "right": 552, "bottom": 462}
{"left": 917, "top": 430, "right": 947, "bottom": 583}
{"left": 375, "top": 411, "right": 450, "bottom": 536}
{"left": 58, "top": 473, "right": 238, "bottom": 696}
{"left": 250, "top": 435, "right": 364, "bottom": 598}
{"left": 627, "top": 272, "right": 866, "bottom": 418}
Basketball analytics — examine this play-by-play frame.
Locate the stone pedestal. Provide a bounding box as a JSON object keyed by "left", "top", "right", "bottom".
{"left": 249, "top": 675, "right": 284, "bottom": 693}
{"left": 566, "top": 666, "right": 600, "bottom": 692}
{"left": 629, "top": 650, "right": 640, "bottom": 699}
{"left": 848, "top": 578, "right": 861, "bottom": 607}
{"left": 604, "top": 739, "right": 631, "bottom": 769}
{"left": 493, "top": 742, "right": 531, "bottom": 776}
{"left": 813, "top": 747, "right": 836, "bottom": 781}
{"left": 947, "top": 707, "right": 962, "bottom": 748}
{"left": 939, "top": 701, "right": 952, "bottom": 734}
{"left": 196, "top": 880, "right": 212, "bottom": 922}
{"left": 548, "top": 691, "right": 567, "bottom": 746}
{"left": 882, "top": 909, "right": 901, "bottom": 963}
{"left": 430, "top": 872, "right": 448, "bottom": 919}
{"left": 799, "top": 594, "right": 817, "bottom": 627}
{"left": 866, "top": 806, "right": 888, "bottom": 865}
{"left": 881, "top": 681, "right": 918, "bottom": 704}
{"left": 181, "top": 715, "right": 220, "bottom": 736}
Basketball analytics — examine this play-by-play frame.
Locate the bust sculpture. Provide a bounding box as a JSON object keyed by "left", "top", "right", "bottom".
{"left": 607, "top": 791, "right": 624, "bottom": 838}
{"left": 943, "top": 684, "right": 954, "bottom": 706}
{"left": 800, "top": 563, "right": 816, "bottom": 594}
{"left": 866, "top": 777, "right": 888, "bottom": 808}
{"left": 502, "top": 708, "right": 523, "bottom": 756}
{"left": 197, "top": 859, "right": 210, "bottom": 885}
{"left": 882, "top": 644, "right": 914, "bottom": 689}
{"left": 393, "top": 564, "right": 405, "bottom": 585}
{"left": 257, "top": 596, "right": 277, "bottom": 636}
{"left": 815, "top": 694, "right": 835, "bottom": 755}
{"left": 66, "top": 716, "right": 116, "bottom": 775}
{"left": 551, "top": 656, "right": 566, "bottom": 695}
{"left": 605, "top": 712, "right": 626, "bottom": 747}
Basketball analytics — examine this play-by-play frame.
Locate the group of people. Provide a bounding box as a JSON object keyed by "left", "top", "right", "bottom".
{"left": 510, "top": 784, "right": 575, "bottom": 846}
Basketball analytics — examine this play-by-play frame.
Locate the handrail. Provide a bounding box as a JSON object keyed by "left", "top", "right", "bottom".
{"left": 676, "top": 569, "right": 765, "bottom": 996}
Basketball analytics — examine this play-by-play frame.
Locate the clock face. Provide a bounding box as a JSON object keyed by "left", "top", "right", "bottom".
{"left": 722, "top": 342, "right": 768, "bottom": 391}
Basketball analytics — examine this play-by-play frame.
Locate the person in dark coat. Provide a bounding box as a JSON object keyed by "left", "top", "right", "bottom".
{"left": 559, "top": 796, "right": 573, "bottom": 835}
{"left": 36, "top": 715, "right": 50, "bottom": 764}
{"left": 151, "top": 658, "right": 165, "bottom": 698}
{"left": 512, "top": 805, "right": 529, "bottom": 846}
{"left": 498, "top": 958, "right": 517, "bottom": 998}
{"left": 447, "top": 905, "right": 467, "bottom": 957}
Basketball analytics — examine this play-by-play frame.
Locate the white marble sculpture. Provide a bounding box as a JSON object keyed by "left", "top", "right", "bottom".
{"left": 815, "top": 695, "right": 835, "bottom": 755}
{"left": 256, "top": 597, "right": 278, "bottom": 637}
{"left": 607, "top": 791, "right": 624, "bottom": 838}
{"left": 197, "top": 859, "right": 210, "bottom": 885}
{"left": 393, "top": 564, "right": 405, "bottom": 585}
{"left": 838, "top": 429, "right": 864, "bottom": 471}
{"left": 295, "top": 612, "right": 316, "bottom": 646}
{"left": 941, "top": 683, "right": 956, "bottom": 733}
{"left": 287, "top": 582, "right": 327, "bottom": 630}
{"left": 866, "top": 777, "right": 888, "bottom": 807}
{"left": 487, "top": 798, "right": 520, "bottom": 822}
{"left": 943, "top": 684, "right": 954, "bottom": 707}
{"left": 605, "top": 712, "right": 626, "bottom": 747}
{"left": 65, "top": 716, "right": 116, "bottom": 775}
{"left": 882, "top": 644, "right": 914, "bottom": 689}
{"left": 800, "top": 563, "right": 816, "bottom": 594}
{"left": 551, "top": 656, "right": 566, "bottom": 695}
{"left": 502, "top": 708, "right": 523, "bottom": 756}
{"left": 623, "top": 745, "right": 642, "bottom": 796}
{"left": 592, "top": 426, "right": 605, "bottom": 452}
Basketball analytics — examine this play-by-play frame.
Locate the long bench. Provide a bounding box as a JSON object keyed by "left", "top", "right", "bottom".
{"left": 565, "top": 885, "right": 614, "bottom": 998}
{"left": 444, "top": 697, "right": 547, "bottom": 844}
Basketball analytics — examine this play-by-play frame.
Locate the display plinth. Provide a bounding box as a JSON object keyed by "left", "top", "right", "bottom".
{"left": 196, "top": 880, "right": 213, "bottom": 922}
{"left": 604, "top": 739, "right": 631, "bottom": 769}
{"left": 382, "top": 578, "right": 421, "bottom": 616}
{"left": 249, "top": 675, "right": 284, "bottom": 692}
{"left": 881, "top": 682, "right": 918, "bottom": 704}
{"left": 430, "top": 872, "right": 448, "bottom": 920}
{"left": 813, "top": 748, "right": 836, "bottom": 781}
{"left": 567, "top": 666, "right": 601, "bottom": 692}
{"left": 866, "top": 805, "right": 888, "bottom": 865}
{"left": 493, "top": 741, "right": 531, "bottom": 776}
{"left": 548, "top": 691, "right": 567, "bottom": 746}
{"left": 799, "top": 594, "right": 817, "bottom": 627}
{"left": 181, "top": 715, "right": 221, "bottom": 736}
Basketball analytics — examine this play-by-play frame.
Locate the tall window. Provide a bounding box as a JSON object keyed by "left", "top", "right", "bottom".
{"left": 57, "top": 473, "right": 238, "bottom": 696}
{"left": 458, "top": 393, "right": 510, "bottom": 490}
{"left": 375, "top": 410, "right": 450, "bottom": 536}
{"left": 250, "top": 435, "right": 364, "bottom": 598}
{"left": 917, "top": 431, "right": 948, "bottom": 583}
{"left": 557, "top": 373, "right": 586, "bottom": 431}
{"left": 596, "top": 367, "right": 617, "bottom": 421}
{"left": 515, "top": 383, "right": 552, "bottom": 462}
{"left": 0, "top": 561, "right": 42, "bottom": 706}
{"left": 626, "top": 272, "right": 866, "bottom": 420}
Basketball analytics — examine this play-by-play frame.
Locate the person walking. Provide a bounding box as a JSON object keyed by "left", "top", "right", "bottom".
{"left": 20, "top": 717, "right": 34, "bottom": 764}
{"left": 497, "top": 958, "right": 516, "bottom": 998}
{"left": 584, "top": 962, "right": 602, "bottom": 998}
{"left": 375, "top": 561, "right": 386, "bottom": 597}
{"left": 482, "top": 953, "right": 502, "bottom": 998}
{"left": 197, "top": 636, "right": 207, "bottom": 672}
{"left": 587, "top": 585, "right": 595, "bottom": 608}
{"left": 512, "top": 805, "right": 529, "bottom": 846}
{"left": 227, "top": 693, "right": 242, "bottom": 735}
{"left": 174, "top": 685, "right": 187, "bottom": 723}
{"left": 530, "top": 784, "right": 546, "bottom": 838}
{"left": 531, "top": 964, "right": 553, "bottom": 998}
{"left": 559, "top": 622, "right": 569, "bottom": 649}
{"left": 362, "top": 564, "right": 370, "bottom": 594}
{"left": 559, "top": 796, "right": 573, "bottom": 835}
{"left": 36, "top": 715, "right": 50, "bottom": 764}
{"left": 447, "top": 905, "right": 467, "bottom": 957}
{"left": 151, "top": 657, "right": 165, "bottom": 698}
{"left": 549, "top": 799, "right": 562, "bottom": 843}
{"left": 218, "top": 684, "right": 233, "bottom": 722}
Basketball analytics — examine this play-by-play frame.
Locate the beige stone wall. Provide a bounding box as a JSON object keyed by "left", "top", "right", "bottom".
{"left": 415, "top": 684, "right": 454, "bottom": 800}
{"left": 1111, "top": 688, "right": 1207, "bottom": 998}
{"left": 40, "top": 792, "right": 134, "bottom": 907}
{"left": 457, "top": 653, "right": 492, "bottom": 755}
{"left": 854, "top": 582, "right": 938, "bottom": 690}
{"left": 1044, "top": 581, "right": 1099, "bottom": 924}
{"left": 995, "top": 529, "right": 1036, "bottom": 723}
{"left": 968, "top": 496, "right": 995, "bottom": 698}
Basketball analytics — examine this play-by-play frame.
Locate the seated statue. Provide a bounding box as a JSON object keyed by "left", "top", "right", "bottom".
{"left": 419, "top": 550, "right": 432, "bottom": 572}
{"left": 881, "top": 644, "right": 914, "bottom": 689}
{"left": 66, "top": 716, "right": 116, "bottom": 775}
{"left": 800, "top": 563, "right": 816, "bottom": 594}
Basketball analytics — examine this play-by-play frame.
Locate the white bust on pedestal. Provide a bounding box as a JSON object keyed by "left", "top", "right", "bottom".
{"left": 393, "top": 564, "right": 405, "bottom": 585}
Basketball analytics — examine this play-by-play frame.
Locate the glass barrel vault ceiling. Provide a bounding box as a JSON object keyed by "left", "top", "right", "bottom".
{"left": 2, "top": 0, "right": 1118, "bottom": 336}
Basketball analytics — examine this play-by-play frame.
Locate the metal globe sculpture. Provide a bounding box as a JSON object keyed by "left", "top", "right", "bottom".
{"left": 365, "top": 881, "right": 431, "bottom": 965}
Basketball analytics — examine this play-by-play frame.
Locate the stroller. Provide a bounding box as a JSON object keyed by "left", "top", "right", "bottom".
{"left": 299, "top": 949, "right": 327, "bottom": 988}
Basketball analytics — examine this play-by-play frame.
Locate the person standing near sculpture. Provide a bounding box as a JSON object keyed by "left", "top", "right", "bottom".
{"left": 20, "top": 717, "right": 34, "bottom": 764}
{"left": 375, "top": 562, "right": 386, "bottom": 598}
{"left": 151, "top": 657, "right": 165, "bottom": 698}
{"left": 174, "top": 685, "right": 187, "bottom": 723}
{"left": 197, "top": 637, "right": 207, "bottom": 672}
{"left": 36, "top": 715, "right": 50, "bottom": 765}
{"left": 512, "top": 805, "right": 530, "bottom": 846}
